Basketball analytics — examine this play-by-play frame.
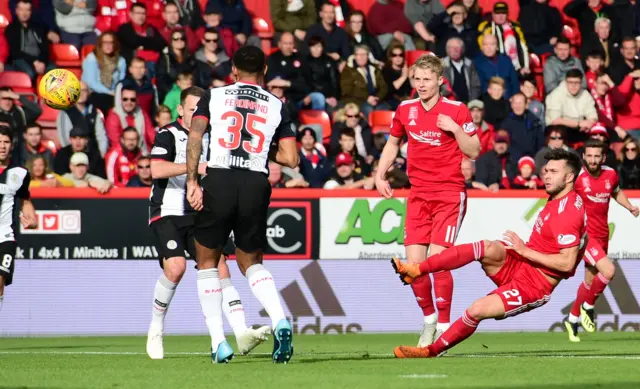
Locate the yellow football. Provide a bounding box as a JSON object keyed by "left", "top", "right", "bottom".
{"left": 38, "top": 69, "right": 81, "bottom": 110}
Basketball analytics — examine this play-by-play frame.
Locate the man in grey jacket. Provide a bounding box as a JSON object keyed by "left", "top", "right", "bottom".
{"left": 543, "top": 36, "right": 586, "bottom": 94}
{"left": 441, "top": 37, "right": 481, "bottom": 103}
{"left": 53, "top": 0, "right": 97, "bottom": 50}
{"left": 404, "top": 0, "right": 444, "bottom": 50}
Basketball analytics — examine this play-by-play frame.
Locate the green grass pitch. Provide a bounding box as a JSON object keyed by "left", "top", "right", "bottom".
{"left": 1, "top": 332, "right": 639, "bottom": 389}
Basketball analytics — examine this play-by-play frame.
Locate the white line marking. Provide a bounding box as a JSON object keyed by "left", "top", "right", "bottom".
{"left": 399, "top": 374, "right": 448, "bottom": 379}
{"left": 0, "top": 351, "right": 638, "bottom": 360}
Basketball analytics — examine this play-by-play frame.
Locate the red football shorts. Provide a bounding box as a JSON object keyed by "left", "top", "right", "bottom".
{"left": 583, "top": 238, "right": 608, "bottom": 266}
{"left": 404, "top": 190, "right": 467, "bottom": 247}
{"left": 488, "top": 250, "right": 555, "bottom": 319}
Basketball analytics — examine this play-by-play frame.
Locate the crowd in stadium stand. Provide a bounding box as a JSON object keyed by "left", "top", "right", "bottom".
{"left": 0, "top": 0, "right": 639, "bottom": 192}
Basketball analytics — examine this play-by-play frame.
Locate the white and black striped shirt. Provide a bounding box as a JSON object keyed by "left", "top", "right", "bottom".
{"left": 193, "top": 82, "right": 296, "bottom": 175}
{"left": 149, "top": 120, "right": 210, "bottom": 223}
{"left": 0, "top": 165, "right": 30, "bottom": 243}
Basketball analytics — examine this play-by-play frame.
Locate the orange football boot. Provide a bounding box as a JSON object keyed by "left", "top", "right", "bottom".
{"left": 390, "top": 258, "right": 422, "bottom": 285}
{"left": 393, "top": 345, "right": 436, "bottom": 358}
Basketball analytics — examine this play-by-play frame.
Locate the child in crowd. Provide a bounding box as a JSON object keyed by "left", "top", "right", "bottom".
{"left": 155, "top": 105, "right": 173, "bottom": 130}
{"left": 163, "top": 72, "right": 194, "bottom": 120}
{"left": 335, "top": 127, "right": 370, "bottom": 176}
{"left": 512, "top": 156, "right": 544, "bottom": 189}
{"left": 584, "top": 51, "right": 605, "bottom": 91}
{"left": 481, "top": 77, "right": 510, "bottom": 127}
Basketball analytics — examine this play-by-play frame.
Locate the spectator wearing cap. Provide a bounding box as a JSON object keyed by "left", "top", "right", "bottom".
{"left": 500, "top": 92, "right": 545, "bottom": 163}
{"left": 534, "top": 126, "right": 578, "bottom": 174}
{"left": 52, "top": 0, "right": 97, "bottom": 50}
{"left": 520, "top": 77, "right": 545, "bottom": 124}
{"left": 576, "top": 123, "right": 619, "bottom": 169}
{"left": 518, "top": 0, "right": 563, "bottom": 55}
{"left": 367, "top": 0, "right": 416, "bottom": 51}
{"left": 126, "top": 156, "right": 152, "bottom": 187}
{"left": 13, "top": 124, "right": 55, "bottom": 167}
{"left": 298, "top": 127, "right": 332, "bottom": 188}
{"left": 57, "top": 81, "right": 108, "bottom": 156}
{"left": 441, "top": 37, "right": 481, "bottom": 103}
{"left": 194, "top": 28, "right": 232, "bottom": 89}
{"left": 428, "top": 1, "right": 478, "bottom": 58}
{"left": 54, "top": 127, "right": 107, "bottom": 178}
{"left": 473, "top": 34, "right": 520, "bottom": 98}
{"left": 403, "top": 0, "right": 445, "bottom": 51}
{"left": 468, "top": 99, "right": 495, "bottom": 154}
{"left": 332, "top": 127, "right": 371, "bottom": 176}
{"left": 545, "top": 69, "right": 598, "bottom": 145}
{"left": 159, "top": 2, "right": 200, "bottom": 54}
{"left": 512, "top": 156, "right": 544, "bottom": 189}
{"left": 478, "top": 2, "right": 530, "bottom": 76}
{"left": 270, "top": 0, "right": 317, "bottom": 46}
{"left": 473, "top": 130, "right": 518, "bottom": 191}
{"left": 564, "top": 0, "right": 617, "bottom": 48}
{"left": 305, "top": 2, "right": 351, "bottom": 63}
{"left": 543, "top": 37, "right": 586, "bottom": 94}
{"left": 207, "top": 0, "right": 261, "bottom": 49}
{"left": 105, "top": 126, "right": 144, "bottom": 187}
{"left": 323, "top": 152, "right": 375, "bottom": 189}
{"left": 266, "top": 32, "right": 313, "bottom": 108}
{"left": 197, "top": 3, "right": 239, "bottom": 56}
{"left": 63, "top": 152, "right": 112, "bottom": 193}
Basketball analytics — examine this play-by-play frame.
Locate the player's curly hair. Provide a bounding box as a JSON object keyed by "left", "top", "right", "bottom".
{"left": 411, "top": 54, "right": 444, "bottom": 78}
{"left": 0, "top": 125, "right": 13, "bottom": 142}
{"left": 544, "top": 148, "right": 581, "bottom": 181}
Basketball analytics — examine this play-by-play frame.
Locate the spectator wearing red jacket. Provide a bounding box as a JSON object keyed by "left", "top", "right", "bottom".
{"left": 159, "top": 2, "right": 200, "bottom": 53}
{"left": 116, "top": 2, "right": 166, "bottom": 63}
{"left": 367, "top": 0, "right": 416, "bottom": 51}
{"left": 105, "top": 126, "right": 143, "bottom": 187}
{"left": 0, "top": 32, "right": 8, "bottom": 72}
{"left": 616, "top": 70, "right": 640, "bottom": 134}
{"left": 105, "top": 87, "right": 155, "bottom": 153}
{"left": 468, "top": 99, "right": 495, "bottom": 154}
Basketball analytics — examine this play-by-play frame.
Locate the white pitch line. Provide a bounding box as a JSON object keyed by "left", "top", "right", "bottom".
{"left": 0, "top": 351, "right": 639, "bottom": 360}
{"left": 399, "top": 374, "right": 448, "bottom": 379}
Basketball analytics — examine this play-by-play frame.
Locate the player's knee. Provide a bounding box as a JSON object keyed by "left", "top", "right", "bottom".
{"left": 467, "top": 302, "right": 487, "bottom": 321}
{"left": 164, "top": 258, "right": 186, "bottom": 283}
{"left": 599, "top": 258, "right": 615, "bottom": 281}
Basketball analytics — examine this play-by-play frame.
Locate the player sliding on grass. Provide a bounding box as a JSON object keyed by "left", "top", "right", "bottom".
{"left": 564, "top": 139, "right": 639, "bottom": 342}
{"left": 146, "top": 86, "right": 270, "bottom": 360}
{"left": 391, "top": 149, "right": 603, "bottom": 358}
{"left": 375, "top": 55, "right": 480, "bottom": 347}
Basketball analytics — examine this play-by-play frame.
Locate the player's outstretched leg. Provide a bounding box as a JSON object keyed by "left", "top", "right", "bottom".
{"left": 392, "top": 241, "right": 486, "bottom": 282}
{"left": 147, "top": 257, "right": 185, "bottom": 359}
{"left": 581, "top": 257, "right": 615, "bottom": 333}
{"left": 195, "top": 242, "right": 233, "bottom": 364}
{"left": 218, "top": 256, "right": 270, "bottom": 355}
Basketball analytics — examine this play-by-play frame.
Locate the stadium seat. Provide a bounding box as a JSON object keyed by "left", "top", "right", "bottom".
{"left": 37, "top": 102, "right": 59, "bottom": 129}
{"left": 136, "top": 49, "right": 160, "bottom": 63}
{"left": 611, "top": 142, "right": 624, "bottom": 159}
{"left": 268, "top": 47, "right": 279, "bottom": 56}
{"left": 42, "top": 128, "right": 62, "bottom": 149}
{"left": 405, "top": 50, "right": 434, "bottom": 67}
{"left": 0, "top": 71, "right": 36, "bottom": 98}
{"left": 299, "top": 110, "right": 332, "bottom": 141}
{"left": 529, "top": 54, "right": 545, "bottom": 99}
{"left": 65, "top": 68, "right": 83, "bottom": 79}
{"left": 81, "top": 44, "right": 95, "bottom": 61}
{"left": 50, "top": 44, "right": 82, "bottom": 67}
{"left": 369, "top": 110, "right": 395, "bottom": 134}
{"left": 253, "top": 17, "right": 274, "bottom": 54}
{"left": 0, "top": 13, "right": 8, "bottom": 30}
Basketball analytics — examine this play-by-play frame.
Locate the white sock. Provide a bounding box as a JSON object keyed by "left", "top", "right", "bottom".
{"left": 220, "top": 278, "right": 248, "bottom": 337}
{"left": 568, "top": 313, "right": 579, "bottom": 323}
{"left": 582, "top": 302, "right": 595, "bottom": 310}
{"left": 197, "top": 268, "right": 226, "bottom": 349}
{"left": 151, "top": 274, "right": 177, "bottom": 330}
{"left": 424, "top": 313, "right": 437, "bottom": 325}
{"left": 246, "top": 264, "right": 285, "bottom": 329}
{"left": 436, "top": 322, "right": 450, "bottom": 332}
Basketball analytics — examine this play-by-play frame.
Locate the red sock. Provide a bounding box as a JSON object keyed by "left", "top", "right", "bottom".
{"left": 585, "top": 273, "right": 611, "bottom": 306}
{"left": 419, "top": 241, "right": 485, "bottom": 274}
{"left": 410, "top": 275, "right": 435, "bottom": 316}
{"left": 570, "top": 281, "right": 591, "bottom": 317}
{"left": 428, "top": 309, "right": 479, "bottom": 355}
{"left": 433, "top": 271, "right": 453, "bottom": 323}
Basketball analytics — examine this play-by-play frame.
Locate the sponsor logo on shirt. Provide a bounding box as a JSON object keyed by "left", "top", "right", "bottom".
{"left": 605, "top": 179, "right": 611, "bottom": 190}
{"left": 212, "top": 154, "right": 265, "bottom": 170}
{"left": 558, "top": 234, "right": 577, "bottom": 245}
{"left": 586, "top": 193, "right": 610, "bottom": 203}
{"left": 408, "top": 106, "right": 418, "bottom": 120}
{"left": 408, "top": 130, "right": 442, "bottom": 146}
{"left": 151, "top": 146, "right": 168, "bottom": 155}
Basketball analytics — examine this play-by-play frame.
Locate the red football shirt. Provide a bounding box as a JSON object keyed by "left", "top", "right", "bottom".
{"left": 526, "top": 191, "right": 588, "bottom": 279}
{"left": 390, "top": 97, "right": 476, "bottom": 192}
{"left": 574, "top": 167, "right": 619, "bottom": 244}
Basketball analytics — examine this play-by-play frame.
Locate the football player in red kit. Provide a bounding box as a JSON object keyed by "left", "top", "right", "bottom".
{"left": 565, "top": 139, "right": 639, "bottom": 342}
{"left": 374, "top": 55, "right": 481, "bottom": 347}
{"left": 390, "top": 149, "right": 591, "bottom": 358}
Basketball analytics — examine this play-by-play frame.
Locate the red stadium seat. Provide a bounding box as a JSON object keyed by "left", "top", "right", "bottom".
{"left": 65, "top": 68, "right": 83, "bottom": 79}
{"left": 253, "top": 17, "right": 274, "bottom": 54}
{"left": 405, "top": 50, "right": 434, "bottom": 67}
{"left": 37, "top": 102, "right": 59, "bottom": 129}
{"left": 611, "top": 142, "right": 624, "bottom": 160}
{"left": 136, "top": 49, "right": 160, "bottom": 63}
{"left": 529, "top": 53, "right": 542, "bottom": 71}
{"left": 42, "top": 129, "right": 62, "bottom": 150}
{"left": 0, "top": 14, "right": 9, "bottom": 30}
{"left": 50, "top": 44, "right": 81, "bottom": 67}
{"left": 81, "top": 44, "right": 95, "bottom": 61}
{"left": 369, "top": 110, "right": 395, "bottom": 134}
{"left": 0, "top": 71, "right": 36, "bottom": 98}
{"left": 299, "top": 110, "right": 332, "bottom": 141}
{"left": 268, "top": 47, "right": 279, "bottom": 56}
{"left": 529, "top": 54, "right": 545, "bottom": 99}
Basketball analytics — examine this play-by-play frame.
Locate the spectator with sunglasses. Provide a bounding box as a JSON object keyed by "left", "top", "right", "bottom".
{"left": 105, "top": 87, "right": 155, "bottom": 153}
{"left": 156, "top": 28, "right": 197, "bottom": 101}
{"left": 194, "top": 27, "right": 232, "bottom": 89}
{"left": 330, "top": 103, "right": 374, "bottom": 158}
{"left": 383, "top": 42, "right": 413, "bottom": 109}
{"left": 618, "top": 138, "right": 640, "bottom": 189}
{"left": 159, "top": 2, "right": 200, "bottom": 54}
{"left": 114, "top": 57, "right": 160, "bottom": 121}
{"left": 533, "top": 126, "right": 578, "bottom": 174}
{"left": 126, "top": 156, "right": 153, "bottom": 187}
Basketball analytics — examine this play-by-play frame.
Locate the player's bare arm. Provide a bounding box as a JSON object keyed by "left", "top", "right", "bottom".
{"left": 505, "top": 230, "right": 579, "bottom": 273}
{"left": 150, "top": 160, "right": 207, "bottom": 179}
{"left": 613, "top": 189, "right": 640, "bottom": 217}
{"left": 375, "top": 135, "right": 401, "bottom": 199}
{"left": 436, "top": 114, "right": 481, "bottom": 159}
{"left": 269, "top": 138, "right": 299, "bottom": 168}
{"left": 20, "top": 199, "right": 37, "bottom": 229}
{"left": 185, "top": 116, "right": 207, "bottom": 211}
